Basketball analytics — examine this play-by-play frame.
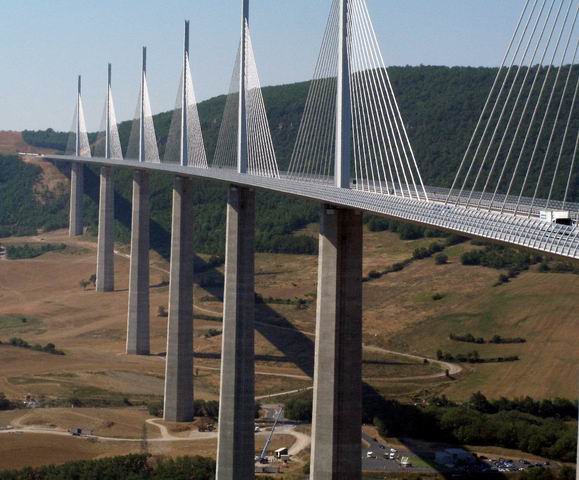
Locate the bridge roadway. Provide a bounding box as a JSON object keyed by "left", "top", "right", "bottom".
{"left": 44, "top": 154, "right": 579, "bottom": 261}
{"left": 43, "top": 155, "right": 579, "bottom": 260}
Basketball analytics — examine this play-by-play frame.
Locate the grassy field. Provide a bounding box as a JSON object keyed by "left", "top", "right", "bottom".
{"left": 1, "top": 226, "right": 577, "bottom": 405}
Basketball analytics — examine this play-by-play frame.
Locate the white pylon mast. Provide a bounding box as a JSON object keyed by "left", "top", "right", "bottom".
{"left": 76, "top": 75, "right": 81, "bottom": 157}
{"left": 139, "top": 47, "right": 146, "bottom": 163}
{"left": 181, "top": 21, "right": 190, "bottom": 167}
{"left": 335, "top": 0, "right": 351, "bottom": 188}
{"left": 237, "top": 0, "right": 249, "bottom": 174}
{"left": 106, "top": 64, "right": 112, "bottom": 160}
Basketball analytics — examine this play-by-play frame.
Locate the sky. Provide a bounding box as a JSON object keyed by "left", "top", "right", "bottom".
{"left": 0, "top": 0, "right": 524, "bottom": 132}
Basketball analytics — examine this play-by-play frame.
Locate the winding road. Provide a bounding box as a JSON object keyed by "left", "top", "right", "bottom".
{"left": 0, "top": 417, "right": 310, "bottom": 456}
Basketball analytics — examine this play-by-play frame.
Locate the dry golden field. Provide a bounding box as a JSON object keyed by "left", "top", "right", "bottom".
{"left": 0, "top": 146, "right": 578, "bottom": 469}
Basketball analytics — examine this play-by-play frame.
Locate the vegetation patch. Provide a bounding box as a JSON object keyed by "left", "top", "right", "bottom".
{"left": 6, "top": 243, "right": 65, "bottom": 260}
{"left": 0, "top": 453, "right": 215, "bottom": 480}
{"left": 364, "top": 235, "right": 468, "bottom": 282}
{"left": 255, "top": 293, "right": 312, "bottom": 309}
{"left": 436, "top": 349, "right": 519, "bottom": 364}
{"left": 449, "top": 333, "right": 526, "bottom": 344}
{"left": 0, "top": 392, "right": 14, "bottom": 411}
{"left": 203, "top": 329, "right": 222, "bottom": 339}
{"left": 0, "top": 315, "right": 40, "bottom": 331}
{"left": 1, "top": 337, "right": 64, "bottom": 355}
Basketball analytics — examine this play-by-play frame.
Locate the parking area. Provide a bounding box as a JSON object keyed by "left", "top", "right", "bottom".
{"left": 361, "top": 433, "right": 435, "bottom": 474}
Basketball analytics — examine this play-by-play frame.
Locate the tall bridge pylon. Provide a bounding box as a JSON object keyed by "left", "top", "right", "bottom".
{"left": 288, "top": 0, "right": 429, "bottom": 201}
{"left": 212, "top": 1, "right": 280, "bottom": 178}
{"left": 164, "top": 21, "right": 208, "bottom": 168}
{"left": 126, "top": 47, "right": 160, "bottom": 163}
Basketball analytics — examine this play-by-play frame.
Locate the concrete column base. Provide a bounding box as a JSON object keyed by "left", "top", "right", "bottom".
{"left": 96, "top": 166, "right": 115, "bottom": 292}
{"left": 310, "top": 206, "right": 363, "bottom": 480}
{"left": 126, "top": 170, "right": 150, "bottom": 356}
{"left": 216, "top": 186, "right": 256, "bottom": 480}
{"left": 164, "top": 177, "right": 195, "bottom": 422}
{"left": 69, "top": 163, "right": 83, "bottom": 237}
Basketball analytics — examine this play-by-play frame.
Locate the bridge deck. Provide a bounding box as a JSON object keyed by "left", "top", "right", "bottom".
{"left": 44, "top": 155, "right": 579, "bottom": 261}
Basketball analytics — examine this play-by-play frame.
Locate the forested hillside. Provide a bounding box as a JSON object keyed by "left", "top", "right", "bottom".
{"left": 17, "top": 65, "right": 578, "bottom": 255}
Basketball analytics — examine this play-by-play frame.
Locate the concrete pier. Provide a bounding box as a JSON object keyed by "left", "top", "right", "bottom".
{"left": 163, "top": 176, "right": 195, "bottom": 422}
{"left": 69, "top": 163, "right": 83, "bottom": 237}
{"left": 310, "top": 206, "right": 363, "bottom": 480}
{"left": 126, "top": 170, "right": 150, "bottom": 355}
{"left": 216, "top": 186, "right": 256, "bottom": 480}
{"left": 96, "top": 166, "right": 115, "bottom": 292}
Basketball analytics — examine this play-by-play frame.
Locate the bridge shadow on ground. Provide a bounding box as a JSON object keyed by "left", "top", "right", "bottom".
{"left": 77, "top": 164, "right": 506, "bottom": 480}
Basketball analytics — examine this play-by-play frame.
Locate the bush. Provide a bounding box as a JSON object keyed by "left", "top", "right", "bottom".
{"left": 194, "top": 400, "right": 220, "bottom": 418}
{"left": 204, "top": 329, "right": 222, "bottom": 338}
{"left": 435, "top": 253, "right": 448, "bottom": 265}
{"left": 285, "top": 397, "right": 313, "bottom": 422}
{"left": 0, "top": 392, "right": 11, "bottom": 410}
{"left": 432, "top": 293, "right": 445, "bottom": 301}
{"left": 446, "top": 235, "right": 468, "bottom": 246}
{"left": 366, "top": 217, "right": 390, "bottom": 232}
{"left": 148, "top": 402, "right": 163, "bottom": 417}
{"left": 461, "top": 250, "right": 482, "bottom": 266}
{"left": 495, "top": 273, "right": 510, "bottom": 286}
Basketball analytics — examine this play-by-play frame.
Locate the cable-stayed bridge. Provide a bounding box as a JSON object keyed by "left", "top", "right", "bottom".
{"left": 39, "top": 0, "right": 578, "bottom": 478}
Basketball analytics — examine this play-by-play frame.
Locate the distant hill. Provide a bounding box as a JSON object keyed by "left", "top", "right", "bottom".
{"left": 16, "top": 65, "right": 578, "bottom": 255}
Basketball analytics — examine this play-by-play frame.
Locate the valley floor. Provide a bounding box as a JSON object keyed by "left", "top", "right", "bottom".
{"left": 0, "top": 223, "right": 577, "bottom": 471}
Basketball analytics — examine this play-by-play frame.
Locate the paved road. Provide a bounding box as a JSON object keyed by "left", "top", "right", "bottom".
{"left": 361, "top": 432, "right": 435, "bottom": 474}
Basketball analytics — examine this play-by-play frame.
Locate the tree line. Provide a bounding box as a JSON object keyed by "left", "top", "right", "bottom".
{"left": 0, "top": 454, "right": 215, "bottom": 480}
{"left": 284, "top": 391, "right": 578, "bottom": 462}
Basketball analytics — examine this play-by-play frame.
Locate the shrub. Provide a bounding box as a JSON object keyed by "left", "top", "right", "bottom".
{"left": 413, "top": 247, "right": 430, "bottom": 260}
{"left": 494, "top": 273, "right": 510, "bottom": 286}
{"left": 148, "top": 402, "right": 163, "bottom": 417}
{"left": 367, "top": 270, "right": 381, "bottom": 279}
{"left": 366, "top": 217, "right": 390, "bottom": 232}
{"left": 435, "top": 253, "right": 448, "bottom": 265}
{"left": 0, "top": 392, "right": 11, "bottom": 410}
{"left": 539, "top": 261, "right": 551, "bottom": 272}
{"left": 446, "top": 235, "right": 468, "bottom": 246}
{"left": 204, "top": 329, "right": 222, "bottom": 338}
{"left": 432, "top": 293, "right": 445, "bottom": 301}
{"left": 461, "top": 250, "right": 482, "bottom": 266}
{"left": 285, "top": 397, "right": 313, "bottom": 422}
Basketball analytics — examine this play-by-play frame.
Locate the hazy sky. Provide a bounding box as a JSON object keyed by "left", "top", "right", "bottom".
{"left": 0, "top": 1, "right": 523, "bottom": 131}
